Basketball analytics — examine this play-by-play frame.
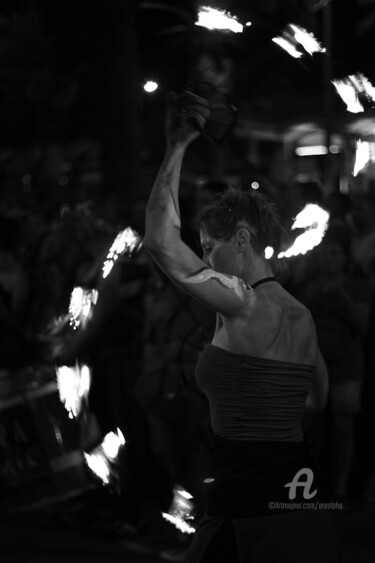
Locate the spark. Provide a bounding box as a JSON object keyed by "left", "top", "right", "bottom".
{"left": 68, "top": 287, "right": 98, "bottom": 331}
{"left": 195, "top": 5, "right": 247, "bottom": 33}
{"left": 264, "top": 246, "right": 274, "bottom": 259}
{"left": 84, "top": 428, "right": 126, "bottom": 485}
{"left": 102, "top": 226, "right": 142, "bottom": 279}
{"left": 56, "top": 363, "right": 91, "bottom": 419}
{"left": 162, "top": 485, "right": 196, "bottom": 535}
{"left": 278, "top": 204, "right": 329, "bottom": 258}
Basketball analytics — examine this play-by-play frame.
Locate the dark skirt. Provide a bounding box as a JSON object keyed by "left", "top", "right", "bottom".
{"left": 184, "top": 436, "right": 342, "bottom": 562}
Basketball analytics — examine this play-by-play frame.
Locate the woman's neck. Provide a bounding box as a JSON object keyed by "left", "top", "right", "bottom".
{"left": 244, "top": 264, "right": 274, "bottom": 288}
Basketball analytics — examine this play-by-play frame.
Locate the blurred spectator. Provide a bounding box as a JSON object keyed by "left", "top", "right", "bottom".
{"left": 47, "top": 228, "right": 149, "bottom": 530}
{"left": 134, "top": 179, "right": 223, "bottom": 509}
{"left": 352, "top": 255, "right": 375, "bottom": 501}
{"left": 0, "top": 214, "right": 32, "bottom": 368}
{"left": 349, "top": 192, "right": 375, "bottom": 276}
{"left": 135, "top": 262, "right": 215, "bottom": 510}
{"left": 28, "top": 202, "right": 112, "bottom": 334}
{"left": 297, "top": 227, "right": 368, "bottom": 500}
{"left": 323, "top": 191, "right": 352, "bottom": 244}
{"left": 0, "top": 215, "right": 29, "bottom": 320}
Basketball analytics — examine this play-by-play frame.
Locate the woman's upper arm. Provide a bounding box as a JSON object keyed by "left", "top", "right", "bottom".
{"left": 144, "top": 238, "right": 254, "bottom": 318}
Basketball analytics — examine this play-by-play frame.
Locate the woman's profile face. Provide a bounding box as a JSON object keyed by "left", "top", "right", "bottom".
{"left": 200, "top": 227, "right": 237, "bottom": 276}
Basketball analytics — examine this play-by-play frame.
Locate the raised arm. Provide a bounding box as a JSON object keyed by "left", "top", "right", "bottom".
{"left": 144, "top": 91, "right": 207, "bottom": 252}
{"left": 143, "top": 92, "right": 253, "bottom": 317}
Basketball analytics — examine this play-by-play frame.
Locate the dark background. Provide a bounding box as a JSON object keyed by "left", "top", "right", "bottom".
{"left": 0, "top": 0, "right": 374, "bottom": 212}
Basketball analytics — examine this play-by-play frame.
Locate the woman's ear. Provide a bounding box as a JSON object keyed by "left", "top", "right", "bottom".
{"left": 234, "top": 227, "right": 251, "bottom": 252}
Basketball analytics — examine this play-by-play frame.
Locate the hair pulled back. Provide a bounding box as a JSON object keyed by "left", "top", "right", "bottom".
{"left": 197, "top": 186, "right": 287, "bottom": 258}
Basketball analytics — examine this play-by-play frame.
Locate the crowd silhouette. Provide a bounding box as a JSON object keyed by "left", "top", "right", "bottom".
{"left": 0, "top": 176, "right": 375, "bottom": 533}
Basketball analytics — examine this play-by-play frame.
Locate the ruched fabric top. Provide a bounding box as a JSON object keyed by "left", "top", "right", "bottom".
{"left": 196, "top": 344, "right": 314, "bottom": 442}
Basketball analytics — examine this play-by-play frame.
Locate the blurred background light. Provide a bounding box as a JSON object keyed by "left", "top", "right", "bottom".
{"left": 143, "top": 80, "right": 159, "bottom": 93}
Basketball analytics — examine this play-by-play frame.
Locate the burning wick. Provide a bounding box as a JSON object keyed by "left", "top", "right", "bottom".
{"left": 288, "top": 24, "right": 325, "bottom": 56}
{"left": 56, "top": 362, "right": 91, "bottom": 419}
{"left": 278, "top": 204, "right": 330, "bottom": 258}
{"left": 272, "top": 36, "right": 303, "bottom": 58}
{"left": 353, "top": 139, "right": 375, "bottom": 177}
{"left": 84, "top": 428, "right": 126, "bottom": 485}
{"left": 273, "top": 23, "right": 325, "bottom": 59}
{"left": 162, "top": 485, "right": 196, "bottom": 535}
{"left": 68, "top": 287, "right": 98, "bottom": 331}
{"left": 195, "top": 5, "right": 249, "bottom": 33}
{"left": 332, "top": 78, "right": 364, "bottom": 113}
{"left": 102, "top": 226, "right": 142, "bottom": 279}
{"left": 332, "top": 73, "right": 375, "bottom": 113}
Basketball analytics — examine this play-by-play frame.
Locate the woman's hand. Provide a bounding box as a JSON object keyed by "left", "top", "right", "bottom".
{"left": 165, "top": 91, "right": 210, "bottom": 149}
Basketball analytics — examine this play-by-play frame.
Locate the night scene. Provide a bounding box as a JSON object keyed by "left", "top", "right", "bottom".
{"left": 0, "top": 1, "right": 375, "bottom": 562}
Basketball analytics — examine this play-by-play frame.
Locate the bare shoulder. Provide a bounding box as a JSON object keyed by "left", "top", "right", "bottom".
{"left": 252, "top": 283, "right": 313, "bottom": 325}
{"left": 277, "top": 287, "right": 317, "bottom": 363}
{"left": 241, "top": 284, "right": 317, "bottom": 364}
{"left": 281, "top": 286, "right": 315, "bottom": 324}
{"left": 218, "top": 283, "right": 316, "bottom": 362}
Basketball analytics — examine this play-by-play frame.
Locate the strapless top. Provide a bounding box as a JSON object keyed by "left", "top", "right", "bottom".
{"left": 195, "top": 344, "right": 314, "bottom": 441}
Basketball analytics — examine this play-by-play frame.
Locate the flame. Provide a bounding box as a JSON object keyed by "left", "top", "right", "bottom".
{"left": 278, "top": 204, "right": 330, "bottom": 258}
{"left": 56, "top": 363, "right": 91, "bottom": 419}
{"left": 349, "top": 73, "right": 375, "bottom": 104}
{"left": 101, "top": 429, "right": 126, "bottom": 459}
{"left": 48, "top": 314, "right": 70, "bottom": 335}
{"left": 288, "top": 24, "right": 326, "bottom": 56}
{"left": 162, "top": 485, "right": 196, "bottom": 535}
{"left": 332, "top": 73, "right": 375, "bottom": 113}
{"left": 102, "top": 226, "right": 142, "bottom": 279}
{"left": 272, "top": 36, "right": 303, "bottom": 59}
{"left": 84, "top": 428, "right": 126, "bottom": 485}
{"left": 195, "top": 5, "right": 247, "bottom": 33}
{"left": 332, "top": 79, "right": 364, "bottom": 113}
{"left": 353, "top": 139, "right": 375, "bottom": 177}
{"left": 68, "top": 287, "right": 98, "bottom": 331}
{"left": 273, "top": 23, "right": 325, "bottom": 59}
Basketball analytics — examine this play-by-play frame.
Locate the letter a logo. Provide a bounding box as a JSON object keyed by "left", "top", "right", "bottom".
{"left": 284, "top": 467, "right": 317, "bottom": 500}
